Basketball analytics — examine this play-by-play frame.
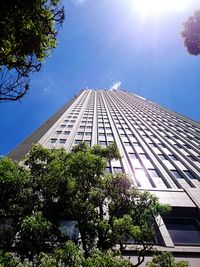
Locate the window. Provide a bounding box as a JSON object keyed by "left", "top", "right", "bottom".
{"left": 85, "top": 132, "right": 92, "bottom": 136}
{"left": 187, "top": 155, "right": 196, "bottom": 161}
{"left": 105, "top": 167, "right": 111, "bottom": 173}
{"left": 56, "top": 131, "right": 62, "bottom": 134}
{"left": 113, "top": 167, "right": 123, "bottom": 174}
{"left": 74, "top": 140, "right": 81, "bottom": 144}
{"left": 164, "top": 217, "right": 200, "bottom": 245}
{"left": 149, "top": 143, "right": 156, "bottom": 148}
{"left": 139, "top": 153, "right": 148, "bottom": 160}
{"left": 108, "top": 141, "right": 114, "bottom": 145}
{"left": 67, "top": 125, "right": 73, "bottom": 128}
{"left": 184, "top": 170, "right": 195, "bottom": 179}
{"left": 171, "top": 170, "right": 182, "bottom": 179}
{"left": 64, "top": 131, "right": 70, "bottom": 135}
{"left": 59, "top": 139, "right": 66, "bottom": 144}
{"left": 99, "top": 141, "right": 107, "bottom": 146}
{"left": 84, "top": 140, "right": 91, "bottom": 146}
{"left": 174, "top": 143, "right": 182, "bottom": 148}
{"left": 124, "top": 142, "right": 131, "bottom": 146}
{"left": 168, "top": 154, "right": 177, "bottom": 161}
{"left": 158, "top": 154, "right": 167, "bottom": 160}
{"left": 77, "top": 132, "right": 84, "bottom": 136}
{"left": 50, "top": 138, "right": 57, "bottom": 143}
{"left": 129, "top": 153, "right": 137, "bottom": 159}
{"left": 60, "top": 124, "right": 66, "bottom": 128}
{"left": 158, "top": 143, "right": 166, "bottom": 148}
{"left": 148, "top": 169, "right": 159, "bottom": 178}
{"left": 133, "top": 142, "right": 140, "bottom": 147}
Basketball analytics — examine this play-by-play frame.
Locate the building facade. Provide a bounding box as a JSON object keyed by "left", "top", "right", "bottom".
{"left": 8, "top": 89, "right": 200, "bottom": 265}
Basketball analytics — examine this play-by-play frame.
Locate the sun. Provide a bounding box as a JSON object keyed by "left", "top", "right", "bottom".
{"left": 132, "top": 0, "right": 191, "bottom": 16}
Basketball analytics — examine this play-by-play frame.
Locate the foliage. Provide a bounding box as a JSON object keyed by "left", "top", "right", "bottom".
{"left": 16, "top": 212, "right": 55, "bottom": 260}
{"left": 0, "top": 250, "right": 20, "bottom": 267}
{"left": 0, "top": 0, "right": 64, "bottom": 102}
{"left": 0, "top": 142, "right": 170, "bottom": 266}
{"left": 0, "top": 157, "right": 31, "bottom": 219}
{"left": 146, "top": 252, "right": 189, "bottom": 267}
{"left": 83, "top": 250, "right": 132, "bottom": 267}
{"left": 181, "top": 9, "right": 200, "bottom": 55}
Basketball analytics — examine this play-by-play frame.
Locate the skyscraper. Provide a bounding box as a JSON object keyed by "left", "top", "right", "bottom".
{"left": 8, "top": 89, "right": 200, "bottom": 264}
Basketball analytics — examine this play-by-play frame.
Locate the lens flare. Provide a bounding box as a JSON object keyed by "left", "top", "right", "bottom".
{"left": 132, "top": 0, "right": 191, "bottom": 16}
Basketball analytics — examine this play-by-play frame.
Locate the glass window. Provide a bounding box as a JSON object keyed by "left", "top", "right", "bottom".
{"left": 158, "top": 143, "right": 166, "bottom": 148}
{"left": 64, "top": 131, "right": 70, "bottom": 135}
{"left": 187, "top": 155, "right": 197, "bottom": 161}
{"left": 99, "top": 141, "right": 107, "bottom": 146}
{"left": 113, "top": 167, "right": 123, "bottom": 174}
{"left": 84, "top": 140, "right": 91, "bottom": 146}
{"left": 184, "top": 170, "right": 195, "bottom": 179}
{"left": 50, "top": 138, "right": 57, "bottom": 143}
{"left": 56, "top": 131, "right": 62, "bottom": 134}
{"left": 133, "top": 142, "right": 140, "bottom": 147}
{"left": 124, "top": 142, "right": 131, "bottom": 146}
{"left": 158, "top": 154, "right": 167, "bottom": 160}
{"left": 105, "top": 167, "right": 111, "bottom": 173}
{"left": 174, "top": 143, "right": 182, "bottom": 148}
{"left": 171, "top": 170, "right": 182, "bottom": 179}
{"left": 168, "top": 154, "right": 178, "bottom": 161}
{"left": 74, "top": 140, "right": 81, "bottom": 144}
{"left": 77, "top": 132, "right": 84, "bottom": 136}
{"left": 148, "top": 169, "right": 159, "bottom": 177}
{"left": 139, "top": 153, "right": 148, "bottom": 160}
{"left": 129, "top": 153, "right": 137, "bottom": 159}
{"left": 149, "top": 143, "right": 156, "bottom": 148}
{"left": 85, "top": 132, "right": 92, "bottom": 136}
{"left": 164, "top": 217, "right": 200, "bottom": 245}
{"left": 59, "top": 139, "right": 66, "bottom": 144}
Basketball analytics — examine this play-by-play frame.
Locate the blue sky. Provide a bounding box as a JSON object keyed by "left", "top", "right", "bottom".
{"left": 1, "top": 0, "right": 200, "bottom": 156}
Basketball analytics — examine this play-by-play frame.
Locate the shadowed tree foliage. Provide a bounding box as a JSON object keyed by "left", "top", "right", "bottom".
{"left": 0, "top": 142, "right": 170, "bottom": 266}
{"left": 0, "top": 0, "right": 64, "bottom": 102}
{"left": 146, "top": 252, "right": 189, "bottom": 267}
{"left": 182, "top": 9, "right": 200, "bottom": 55}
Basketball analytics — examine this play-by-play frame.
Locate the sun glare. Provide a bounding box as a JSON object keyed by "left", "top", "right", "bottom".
{"left": 132, "top": 0, "right": 192, "bottom": 16}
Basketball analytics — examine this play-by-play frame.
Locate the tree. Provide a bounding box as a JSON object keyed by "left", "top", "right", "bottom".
{"left": 181, "top": 9, "right": 200, "bottom": 55}
{"left": 16, "top": 212, "right": 55, "bottom": 260}
{"left": 146, "top": 252, "right": 189, "bottom": 267}
{"left": 0, "top": 142, "right": 170, "bottom": 266}
{"left": 0, "top": 0, "right": 64, "bottom": 102}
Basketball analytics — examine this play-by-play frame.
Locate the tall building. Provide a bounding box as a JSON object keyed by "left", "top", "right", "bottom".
{"left": 8, "top": 89, "right": 200, "bottom": 265}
